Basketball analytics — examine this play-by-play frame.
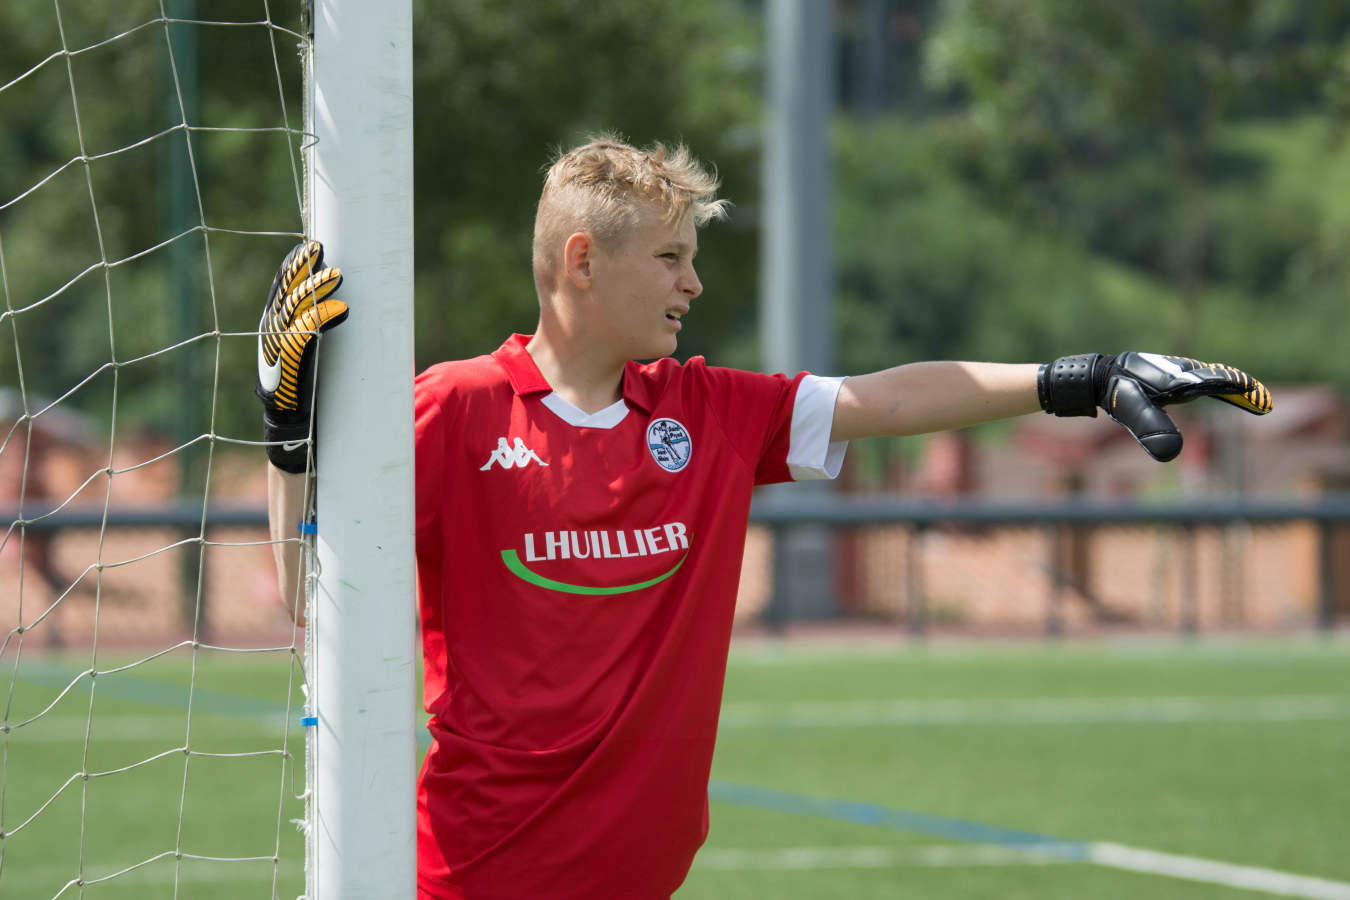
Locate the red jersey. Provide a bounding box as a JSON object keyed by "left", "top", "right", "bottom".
{"left": 414, "top": 335, "right": 845, "bottom": 900}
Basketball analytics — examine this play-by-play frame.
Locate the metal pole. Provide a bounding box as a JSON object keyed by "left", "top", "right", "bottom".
{"left": 905, "top": 523, "right": 926, "bottom": 635}
{"left": 761, "top": 0, "right": 836, "bottom": 619}
{"left": 309, "top": 1, "right": 417, "bottom": 895}
{"left": 1318, "top": 521, "right": 1336, "bottom": 631}
{"left": 761, "top": 0, "right": 833, "bottom": 378}
{"left": 851, "top": 0, "right": 889, "bottom": 118}
{"left": 763, "top": 523, "right": 789, "bottom": 633}
{"left": 1180, "top": 525, "right": 1198, "bottom": 635}
{"left": 1045, "top": 526, "right": 1063, "bottom": 637}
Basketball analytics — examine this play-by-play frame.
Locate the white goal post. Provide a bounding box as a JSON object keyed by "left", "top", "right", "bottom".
{"left": 306, "top": 0, "right": 418, "bottom": 897}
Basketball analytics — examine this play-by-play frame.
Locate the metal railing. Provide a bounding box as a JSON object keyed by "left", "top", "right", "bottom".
{"left": 749, "top": 493, "right": 1350, "bottom": 634}
{"left": 7, "top": 494, "right": 1350, "bottom": 638}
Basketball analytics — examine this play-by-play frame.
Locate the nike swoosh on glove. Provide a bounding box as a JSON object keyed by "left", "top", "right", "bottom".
{"left": 1037, "top": 352, "right": 1273, "bottom": 462}
{"left": 255, "top": 240, "right": 346, "bottom": 473}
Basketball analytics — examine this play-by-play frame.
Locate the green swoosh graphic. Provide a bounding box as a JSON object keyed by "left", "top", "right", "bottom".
{"left": 500, "top": 549, "right": 687, "bottom": 595}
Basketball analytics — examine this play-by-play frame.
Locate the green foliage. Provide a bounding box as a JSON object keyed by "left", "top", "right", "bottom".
{"left": 409, "top": 0, "right": 762, "bottom": 369}
{"left": 0, "top": 2, "right": 307, "bottom": 448}
{"left": 5, "top": 0, "right": 1350, "bottom": 451}
{"left": 907, "top": 0, "right": 1350, "bottom": 380}
{"left": 0, "top": 1, "right": 761, "bottom": 444}
{"left": 834, "top": 119, "right": 1183, "bottom": 372}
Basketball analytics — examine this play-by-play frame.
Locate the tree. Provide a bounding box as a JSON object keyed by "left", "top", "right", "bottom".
{"left": 834, "top": 0, "right": 1350, "bottom": 389}
{"left": 920, "top": 0, "right": 1350, "bottom": 369}
{"left": 0, "top": 1, "right": 764, "bottom": 444}
{"left": 409, "top": 0, "right": 762, "bottom": 370}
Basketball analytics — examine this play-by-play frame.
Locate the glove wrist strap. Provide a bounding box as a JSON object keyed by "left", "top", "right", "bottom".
{"left": 1038, "top": 353, "right": 1102, "bottom": 418}
{"left": 263, "top": 411, "right": 312, "bottom": 474}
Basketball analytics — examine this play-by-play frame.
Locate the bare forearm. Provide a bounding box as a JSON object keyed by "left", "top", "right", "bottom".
{"left": 267, "top": 464, "right": 308, "bottom": 623}
{"left": 831, "top": 361, "right": 1041, "bottom": 442}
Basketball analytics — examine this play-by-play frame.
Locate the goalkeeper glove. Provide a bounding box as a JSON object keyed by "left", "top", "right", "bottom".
{"left": 1037, "top": 352, "right": 1273, "bottom": 462}
{"left": 256, "top": 240, "right": 347, "bottom": 473}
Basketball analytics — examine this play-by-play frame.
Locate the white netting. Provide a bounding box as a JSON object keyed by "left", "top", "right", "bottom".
{"left": 0, "top": 2, "right": 315, "bottom": 897}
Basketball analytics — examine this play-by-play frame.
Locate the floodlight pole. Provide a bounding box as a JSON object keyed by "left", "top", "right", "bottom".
{"left": 761, "top": 0, "right": 833, "bottom": 379}
{"left": 761, "top": 0, "right": 837, "bottom": 619}
{"left": 308, "top": 0, "right": 417, "bottom": 897}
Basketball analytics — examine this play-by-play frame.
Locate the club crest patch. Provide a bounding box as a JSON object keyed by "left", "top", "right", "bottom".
{"left": 647, "top": 418, "right": 693, "bottom": 472}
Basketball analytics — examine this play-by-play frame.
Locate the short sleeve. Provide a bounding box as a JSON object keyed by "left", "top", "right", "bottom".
{"left": 786, "top": 375, "right": 848, "bottom": 481}
{"left": 691, "top": 363, "right": 848, "bottom": 486}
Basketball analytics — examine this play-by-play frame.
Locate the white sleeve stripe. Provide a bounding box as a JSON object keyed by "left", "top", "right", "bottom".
{"left": 787, "top": 375, "right": 849, "bottom": 481}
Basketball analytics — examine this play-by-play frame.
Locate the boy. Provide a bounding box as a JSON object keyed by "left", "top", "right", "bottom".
{"left": 257, "top": 136, "right": 1270, "bottom": 899}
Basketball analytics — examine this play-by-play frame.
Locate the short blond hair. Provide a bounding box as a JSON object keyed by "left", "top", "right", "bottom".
{"left": 532, "top": 134, "right": 729, "bottom": 293}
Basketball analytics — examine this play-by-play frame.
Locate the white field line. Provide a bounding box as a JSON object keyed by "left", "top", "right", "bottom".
{"left": 695, "top": 843, "right": 1078, "bottom": 870}
{"left": 1088, "top": 843, "right": 1350, "bottom": 900}
{"left": 695, "top": 843, "right": 1350, "bottom": 899}
{"left": 717, "top": 694, "right": 1350, "bottom": 728}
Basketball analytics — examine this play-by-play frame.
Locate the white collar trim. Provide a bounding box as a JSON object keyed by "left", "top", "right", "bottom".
{"left": 540, "top": 392, "right": 630, "bottom": 429}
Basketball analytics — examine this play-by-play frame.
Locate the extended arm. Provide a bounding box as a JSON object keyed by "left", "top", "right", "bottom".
{"left": 831, "top": 353, "right": 1272, "bottom": 460}
{"left": 831, "top": 361, "right": 1040, "bottom": 442}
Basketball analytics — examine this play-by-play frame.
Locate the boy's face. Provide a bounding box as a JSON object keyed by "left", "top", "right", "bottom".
{"left": 588, "top": 205, "right": 702, "bottom": 362}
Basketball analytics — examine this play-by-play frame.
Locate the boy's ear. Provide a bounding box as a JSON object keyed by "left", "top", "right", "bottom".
{"left": 563, "top": 232, "right": 593, "bottom": 288}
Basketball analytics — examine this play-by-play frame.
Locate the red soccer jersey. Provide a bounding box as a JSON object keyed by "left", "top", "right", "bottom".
{"left": 414, "top": 335, "right": 845, "bottom": 900}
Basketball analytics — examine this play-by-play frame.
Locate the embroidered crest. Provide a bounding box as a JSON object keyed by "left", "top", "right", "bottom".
{"left": 646, "top": 418, "right": 692, "bottom": 472}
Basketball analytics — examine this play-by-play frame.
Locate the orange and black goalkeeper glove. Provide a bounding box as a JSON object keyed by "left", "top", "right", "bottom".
{"left": 1038, "top": 352, "right": 1273, "bottom": 462}
{"left": 255, "top": 240, "right": 347, "bottom": 473}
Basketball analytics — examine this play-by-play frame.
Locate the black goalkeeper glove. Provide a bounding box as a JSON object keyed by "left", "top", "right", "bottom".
{"left": 1037, "top": 352, "right": 1273, "bottom": 462}
{"left": 256, "top": 240, "right": 347, "bottom": 473}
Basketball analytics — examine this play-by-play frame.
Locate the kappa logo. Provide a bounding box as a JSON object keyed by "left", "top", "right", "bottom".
{"left": 647, "top": 418, "right": 692, "bottom": 472}
{"left": 480, "top": 436, "right": 549, "bottom": 471}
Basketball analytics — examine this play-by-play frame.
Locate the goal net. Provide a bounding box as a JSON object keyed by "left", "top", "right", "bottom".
{"left": 0, "top": 2, "right": 416, "bottom": 897}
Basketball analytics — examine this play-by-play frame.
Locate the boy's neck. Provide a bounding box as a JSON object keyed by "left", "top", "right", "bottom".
{"left": 525, "top": 328, "right": 626, "bottom": 415}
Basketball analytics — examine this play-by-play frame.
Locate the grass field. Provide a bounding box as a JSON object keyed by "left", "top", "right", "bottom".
{"left": 1, "top": 646, "right": 308, "bottom": 899}
{"left": 2, "top": 636, "right": 1347, "bottom": 898}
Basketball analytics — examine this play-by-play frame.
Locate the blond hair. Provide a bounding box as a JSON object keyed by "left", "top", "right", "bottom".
{"left": 532, "top": 134, "right": 729, "bottom": 293}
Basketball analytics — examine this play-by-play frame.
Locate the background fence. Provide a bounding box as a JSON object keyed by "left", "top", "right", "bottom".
{"left": 745, "top": 495, "right": 1350, "bottom": 635}
{"left": 5, "top": 494, "right": 1349, "bottom": 648}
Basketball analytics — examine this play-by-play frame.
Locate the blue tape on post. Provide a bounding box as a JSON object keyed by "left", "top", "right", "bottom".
{"left": 300, "top": 715, "right": 318, "bottom": 727}
{"left": 299, "top": 520, "right": 317, "bottom": 534}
